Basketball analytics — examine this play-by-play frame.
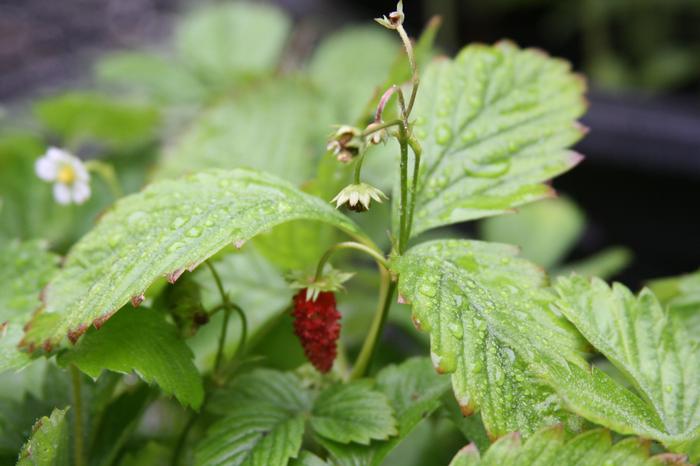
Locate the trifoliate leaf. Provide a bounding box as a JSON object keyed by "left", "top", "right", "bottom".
{"left": 59, "top": 308, "right": 203, "bottom": 409}
{"left": 0, "top": 240, "right": 58, "bottom": 373}
{"left": 176, "top": 2, "right": 290, "bottom": 88}
{"left": 34, "top": 92, "right": 159, "bottom": 147}
{"left": 16, "top": 408, "right": 69, "bottom": 466}
{"left": 449, "top": 425, "right": 691, "bottom": 466}
{"left": 320, "top": 358, "right": 451, "bottom": 466}
{"left": 198, "top": 370, "right": 311, "bottom": 466}
{"left": 410, "top": 41, "right": 586, "bottom": 235}
{"left": 392, "top": 240, "right": 586, "bottom": 437}
{"left": 552, "top": 276, "right": 700, "bottom": 461}
{"left": 155, "top": 80, "right": 334, "bottom": 185}
{"left": 22, "top": 169, "right": 365, "bottom": 350}
{"left": 311, "top": 380, "right": 397, "bottom": 445}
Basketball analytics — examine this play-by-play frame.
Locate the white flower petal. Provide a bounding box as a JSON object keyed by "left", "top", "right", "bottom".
{"left": 35, "top": 156, "right": 58, "bottom": 181}
{"left": 46, "top": 147, "right": 71, "bottom": 163}
{"left": 70, "top": 157, "right": 90, "bottom": 182}
{"left": 349, "top": 191, "right": 360, "bottom": 206}
{"left": 71, "top": 181, "right": 91, "bottom": 204}
{"left": 53, "top": 183, "right": 72, "bottom": 205}
{"left": 359, "top": 192, "right": 371, "bottom": 209}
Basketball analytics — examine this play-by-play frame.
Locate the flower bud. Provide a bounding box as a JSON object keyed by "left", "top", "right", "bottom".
{"left": 374, "top": 1, "right": 404, "bottom": 30}
{"left": 327, "top": 125, "right": 362, "bottom": 164}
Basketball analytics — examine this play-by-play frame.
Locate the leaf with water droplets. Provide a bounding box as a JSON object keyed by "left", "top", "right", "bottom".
{"left": 22, "top": 169, "right": 365, "bottom": 350}
{"left": 0, "top": 239, "right": 58, "bottom": 373}
{"left": 449, "top": 424, "right": 691, "bottom": 466}
{"left": 409, "top": 41, "right": 586, "bottom": 236}
{"left": 392, "top": 240, "right": 587, "bottom": 438}
{"left": 551, "top": 275, "right": 700, "bottom": 462}
{"left": 17, "top": 407, "right": 70, "bottom": 466}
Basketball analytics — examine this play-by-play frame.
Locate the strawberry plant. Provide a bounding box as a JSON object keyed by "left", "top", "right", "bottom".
{"left": 1, "top": 2, "right": 698, "bottom": 465}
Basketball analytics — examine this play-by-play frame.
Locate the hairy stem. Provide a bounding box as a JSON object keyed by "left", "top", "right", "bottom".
{"left": 314, "top": 241, "right": 388, "bottom": 281}
{"left": 205, "top": 260, "right": 233, "bottom": 377}
{"left": 351, "top": 269, "right": 396, "bottom": 379}
{"left": 70, "top": 365, "right": 84, "bottom": 466}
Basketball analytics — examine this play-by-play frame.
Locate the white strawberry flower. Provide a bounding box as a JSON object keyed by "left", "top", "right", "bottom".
{"left": 35, "top": 147, "right": 91, "bottom": 205}
{"left": 331, "top": 183, "right": 387, "bottom": 212}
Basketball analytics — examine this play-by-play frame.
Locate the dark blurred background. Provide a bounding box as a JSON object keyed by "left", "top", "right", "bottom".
{"left": 1, "top": 0, "right": 699, "bottom": 287}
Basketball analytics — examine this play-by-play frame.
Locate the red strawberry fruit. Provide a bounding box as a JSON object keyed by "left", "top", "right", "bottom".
{"left": 292, "top": 290, "right": 341, "bottom": 373}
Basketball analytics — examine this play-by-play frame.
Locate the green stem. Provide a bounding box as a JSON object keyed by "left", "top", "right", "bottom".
{"left": 314, "top": 241, "right": 388, "bottom": 281}
{"left": 350, "top": 270, "right": 396, "bottom": 379}
{"left": 405, "top": 136, "right": 422, "bottom": 241}
{"left": 397, "top": 126, "right": 409, "bottom": 253}
{"left": 205, "top": 260, "right": 233, "bottom": 377}
{"left": 70, "top": 365, "right": 85, "bottom": 466}
{"left": 353, "top": 153, "right": 366, "bottom": 184}
{"left": 85, "top": 160, "right": 123, "bottom": 199}
{"left": 362, "top": 119, "right": 402, "bottom": 137}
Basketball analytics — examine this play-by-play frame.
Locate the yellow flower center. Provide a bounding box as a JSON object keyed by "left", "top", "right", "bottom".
{"left": 57, "top": 165, "right": 76, "bottom": 185}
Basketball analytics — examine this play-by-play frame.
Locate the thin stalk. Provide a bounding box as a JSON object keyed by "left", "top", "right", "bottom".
{"left": 350, "top": 270, "right": 396, "bottom": 379}
{"left": 70, "top": 365, "right": 85, "bottom": 466}
{"left": 205, "top": 260, "right": 232, "bottom": 377}
{"left": 353, "top": 153, "right": 366, "bottom": 184}
{"left": 314, "top": 241, "right": 389, "bottom": 281}
{"left": 397, "top": 126, "right": 409, "bottom": 253}
{"left": 362, "top": 119, "right": 402, "bottom": 137}
{"left": 396, "top": 24, "right": 419, "bottom": 117}
{"left": 405, "top": 136, "right": 422, "bottom": 240}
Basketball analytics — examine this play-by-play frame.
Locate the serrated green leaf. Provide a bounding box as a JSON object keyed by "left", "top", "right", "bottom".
{"left": 648, "top": 270, "right": 700, "bottom": 313}
{"left": 155, "top": 80, "right": 334, "bottom": 184}
{"left": 0, "top": 240, "right": 58, "bottom": 373}
{"left": 96, "top": 52, "right": 206, "bottom": 104}
{"left": 198, "top": 369, "right": 310, "bottom": 466}
{"left": 311, "top": 380, "right": 397, "bottom": 445}
{"left": 208, "top": 369, "right": 312, "bottom": 415}
{"left": 16, "top": 408, "right": 69, "bottom": 466}
{"left": 552, "top": 275, "right": 700, "bottom": 461}
{"left": 449, "top": 425, "right": 691, "bottom": 466}
{"left": 392, "top": 240, "right": 586, "bottom": 437}
{"left": 58, "top": 308, "right": 203, "bottom": 408}
{"left": 22, "top": 169, "right": 364, "bottom": 350}
{"left": 195, "top": 403, "right": 305, "bottom": 466}
{"left": 0, "top": 240, "right": 58, "bottom": 324}
{"left": 479, "top": 197, "right": 584, "bottom": 268}
{"left": 320, "top": 358, "right": 451, "bottom": 466}
{"left": 410, "top": 42, "right": 586, "bottom": 235}
{"left": 34, "top": 92, "right": 159, "bottom": 147}
{"left": 176, "top": 2, "right": 290, "bottom": 88}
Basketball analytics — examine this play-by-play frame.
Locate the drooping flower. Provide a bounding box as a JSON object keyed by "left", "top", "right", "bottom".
{"left": 331, "top": 182, "right": 387, "bottom": 212}
{"left": 375, "top": 1, "right": 404, "bottom": 30}
{"left": 326, "top": 125, "right": 362, "bottom": 163}
{"left": 292, "top": 290, "right": 341, "bottom": 373}
{"left": 35, "top": 147, "right": 91, "bottom": 205}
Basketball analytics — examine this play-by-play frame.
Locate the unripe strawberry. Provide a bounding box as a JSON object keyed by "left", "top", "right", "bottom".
{"left": 292, "top": 290, "right": 341, "bottom": 373}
